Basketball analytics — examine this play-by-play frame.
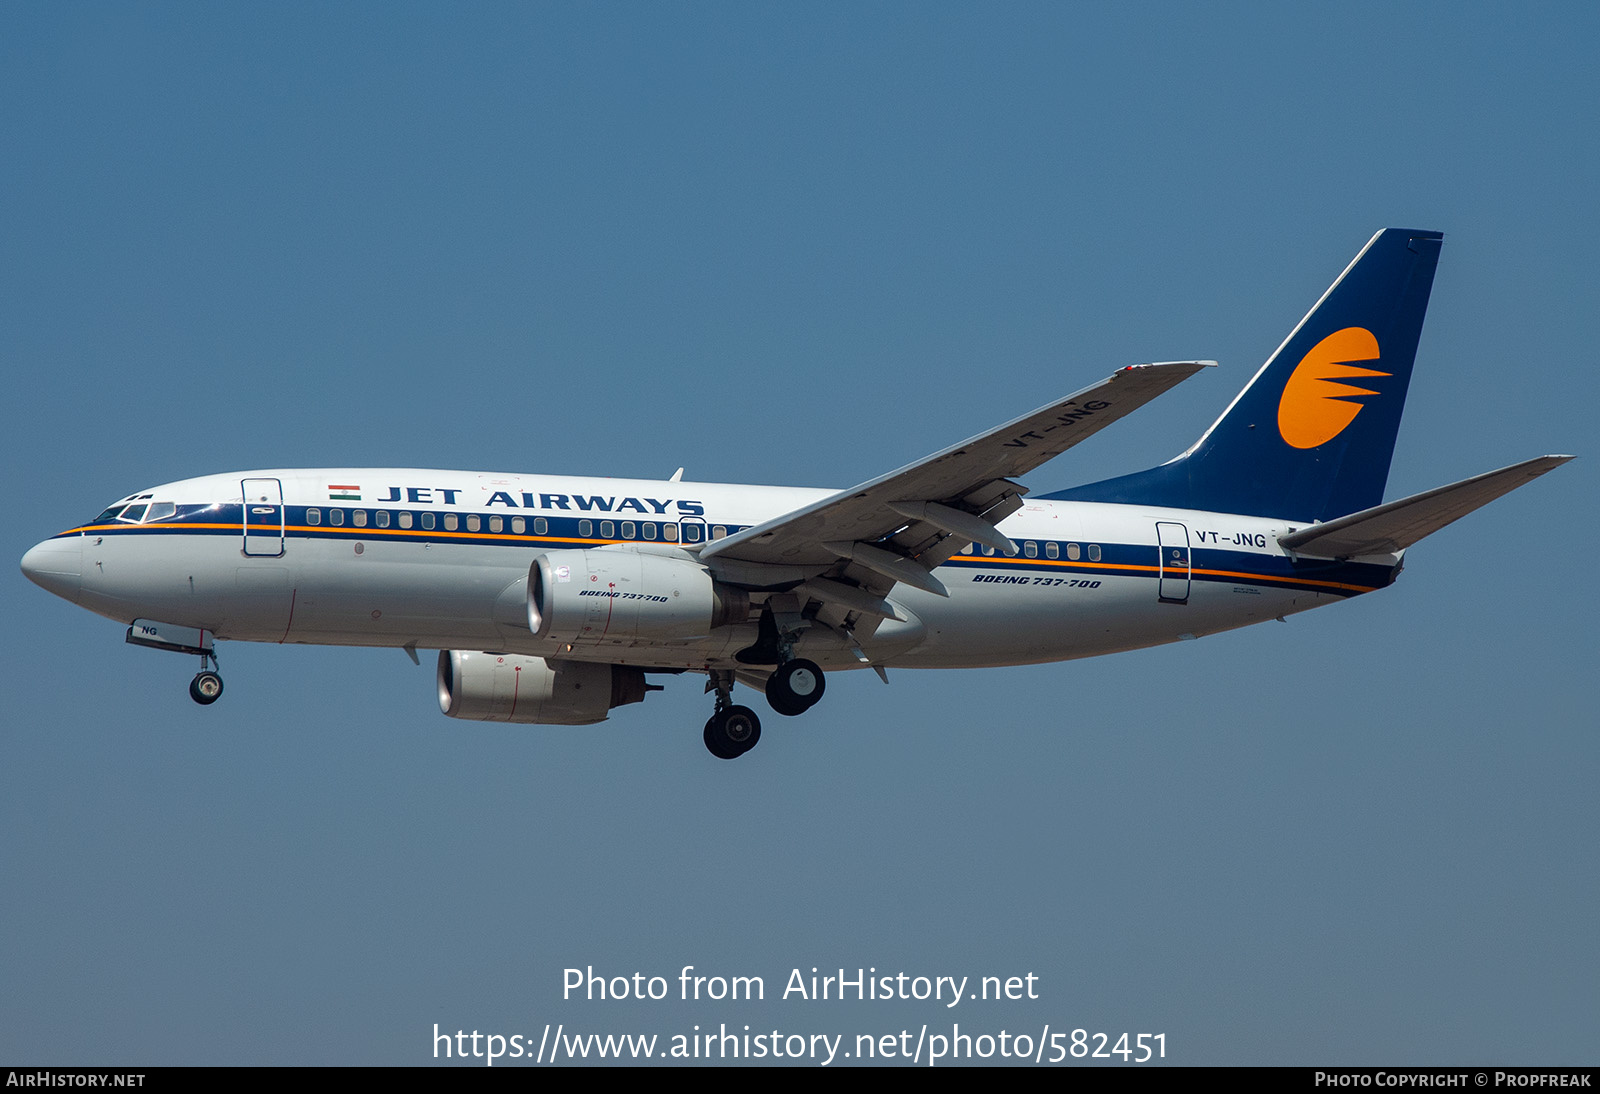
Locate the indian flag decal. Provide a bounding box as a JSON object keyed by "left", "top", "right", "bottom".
{"left": 328, "top": 484, "right": 361, "bottom": 501}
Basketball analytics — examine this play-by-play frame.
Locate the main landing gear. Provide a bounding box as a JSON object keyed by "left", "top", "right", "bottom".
{"left": 765, "top": 657, "right": 825, "bottom": 717}
{"left": 702, "top": 657, "right": 830, "bottom": 760}
{"left": 703, "top": 670, "right": 760, "bottom": 760}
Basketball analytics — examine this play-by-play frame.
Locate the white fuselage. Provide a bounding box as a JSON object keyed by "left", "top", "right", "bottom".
{"left": 26, "top": 468, "right": 1397, "bottom": 674}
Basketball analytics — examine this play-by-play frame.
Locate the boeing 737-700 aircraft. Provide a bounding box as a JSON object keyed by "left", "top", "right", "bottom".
{"left": 21, "top": 229, "right": 1571, "bottom": 758}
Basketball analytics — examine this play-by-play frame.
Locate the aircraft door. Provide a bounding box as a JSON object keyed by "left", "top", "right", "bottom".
{"left": 242, "top": 478, "right": 286, "bottom": 557}
{"left": 1156, "top": 521, "right": 1190, "bottom": 603}
{"left": 678, "top": 517, "right": 708, "bottom": 545}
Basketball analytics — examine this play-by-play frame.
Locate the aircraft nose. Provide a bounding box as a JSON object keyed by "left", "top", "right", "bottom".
{"left": 21, "top": 535, "right": 83, "bottom": 603}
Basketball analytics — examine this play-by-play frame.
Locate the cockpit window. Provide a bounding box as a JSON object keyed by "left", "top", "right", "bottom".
{"left": 91, "top": 500, "right": 176, "bottom": 525}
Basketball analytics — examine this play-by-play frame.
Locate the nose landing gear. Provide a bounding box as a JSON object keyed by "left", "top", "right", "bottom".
{"left": 189, "top": 670, "right": 224, "bottom": 705}
{"left": 124, "top": 620, "right": 226, "bottom": 707}
{"left": 188, "top": 648, "right": 224, "bottom": 706}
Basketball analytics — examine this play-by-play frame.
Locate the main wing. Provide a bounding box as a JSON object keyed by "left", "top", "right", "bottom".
{"left": 701, "top": 361, "right": 1211, "bottom": 602}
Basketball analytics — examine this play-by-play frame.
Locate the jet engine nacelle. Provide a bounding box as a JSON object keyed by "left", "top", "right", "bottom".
{"left": 527, "top": 548, "right": 747, "bottom": 646}
{"left": 436, "top": 650, "right": 651, "bottom": 725}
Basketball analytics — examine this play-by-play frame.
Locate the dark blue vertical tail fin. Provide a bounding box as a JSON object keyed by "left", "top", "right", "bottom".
{"left": 1044, "top": 229, "right": 1443, "bottom": 523}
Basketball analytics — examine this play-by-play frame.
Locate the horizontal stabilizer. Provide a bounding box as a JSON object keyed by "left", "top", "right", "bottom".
{"left": 1278, "top": 455, "right": 1573, "bottom": 558}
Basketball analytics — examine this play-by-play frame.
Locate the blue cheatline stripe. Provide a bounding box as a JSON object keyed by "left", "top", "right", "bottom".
{"left": 940, "top": 552, "right": 1388, "bottom": 596}
{"left": 60, "top": 504, "right": 1393, "bottom": 598}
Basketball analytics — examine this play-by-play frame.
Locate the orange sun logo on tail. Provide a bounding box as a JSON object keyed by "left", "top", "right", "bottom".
{"left": 1277, "top": 326, "right": 1388, "bottom": 449}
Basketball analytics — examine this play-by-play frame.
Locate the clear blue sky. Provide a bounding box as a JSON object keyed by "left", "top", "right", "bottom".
{"left": 3, "top": 2, "right": 1594, "bottom": 1065}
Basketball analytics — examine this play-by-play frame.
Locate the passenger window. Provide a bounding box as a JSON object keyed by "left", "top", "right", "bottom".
{"left": 1088, "top": 544, "right": 1101, "bottom": 562}
{"left": 643, "top": 522, "right": 657, "bottom": 540}
{"left": 489, "top": 515, "right": 503, "bottom": 533}
{"left": 1045, "top": 541, "right": 1058, "bottom": 559}
{"left": 712, "top": 525, "right": 727, "bottom": 540}
{"left": 444, "top": 514, "right": 458, "bottom": 531}
{"left": 620, "top": 521, "right": 635, "bottom": 539}
{"left": 663, "top": 524, "right": 678, "bottom": 542}
{"left": 1024, "top": 541, "right": 1037, "bottom": 558}
{"left": 600, "top": 520, "right": 614, "bottom": 538}
{"left": 1066, "top": 543, "right": 1080, "bottom": 560}
{"left": 307, "top": 508, "right": 321, "bottom": 526}
{"left": 533, "top": 517, "right": 547, "bottom": 535}
{"left": 330, "top": 509, "right": 345, "bottom": 527}
{"left": 399, "top": 512, "right": 413, "bottom": 529}
{"left": 512, "top": 517, "right": 525, "bottom": 534}
{"left": 421, "top": 512, "right": 435, "bottom": 530}
{"left": 579, "top": 520, "right": 592, "bottom": 537}
{"left": 376, "top": 511, "right": 390, "bottom": 528}
{"left": 353, "top": 510, "right": 368, "bottom": 527}
{"left": 683, "top": 524, "right": 703, "bottom": 543}
{"left": 467, "top": 515, "right": 481, "bottom": 532}
{"left": 983, "top": 545, "right": 995, "bottom": 557}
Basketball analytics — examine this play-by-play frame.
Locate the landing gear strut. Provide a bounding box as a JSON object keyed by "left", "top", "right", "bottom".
{"left": 703, "top": 669, "right": 761, "bottom": 760}
{"left": 188, "top": 649, "right": 223, "bottom": 706}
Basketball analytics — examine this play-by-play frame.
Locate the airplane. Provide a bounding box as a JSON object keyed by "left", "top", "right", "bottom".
{"left": 21, "top": 228, "right": 1572, "bottom": 759}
